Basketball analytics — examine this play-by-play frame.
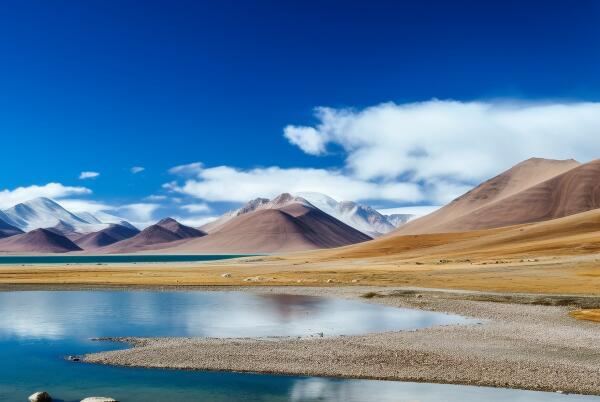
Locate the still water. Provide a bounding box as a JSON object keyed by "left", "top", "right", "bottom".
{"left": 0, "top": 254, "right": 251, "bottom": 264}
{"left": 0, "top": 291, "right": 596, "bottom": 402}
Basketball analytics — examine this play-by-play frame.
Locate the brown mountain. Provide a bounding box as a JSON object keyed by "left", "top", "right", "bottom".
{"left": 101, "top": 218, "right": 206, "bottom": 253}
{"left": 436, "top": 158, "right": 600, "bottom": 232}
{"left": 74, "top": 223, "right": 141, "bottom": 249}
{"left": 158, "top": 200, "right": 372, "bottom": 254}
{"left": 398, "top": 157, "right": 581, "bottom": 234}
{"left": 156, "top": 218, "right": 206, "bottom": 238}
{"left": 0, "top": 228, "right": 82, "bottom": 253}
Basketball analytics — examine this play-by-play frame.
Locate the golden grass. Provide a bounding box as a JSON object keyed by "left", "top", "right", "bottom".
{"left": 570, "top": 309, "right": 600, "bottom": 322}
{"left": 2, "top": 208, "right": 600, "bottom": 295}
{"left": 0, "top": 256, "right": 599, "bottom": 294}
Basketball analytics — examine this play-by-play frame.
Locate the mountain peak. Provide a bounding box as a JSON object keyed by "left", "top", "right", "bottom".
{"left": 1, "top": 197, "right": 111, "bottom": 233}
{"left": 157, "top": 217, "right": 178, "bottom": 225}
{"left": 156, "top": 218, "right": 206, "bottom": 238}
{"left": 292, "top": 192, "right": 397, "bottom": 237}
{"left": 270, "top": 193, "right": 294, "bottom": 205}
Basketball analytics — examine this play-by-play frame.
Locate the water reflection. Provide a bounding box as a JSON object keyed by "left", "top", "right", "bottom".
{"left": 289, "top": 378, "right": 599, "bottom": 402}
{"left": 0, "top": 291, "right": 476, "bottom": 339}
{"left": 0, "top": 291, "right": 597, "bottom": 402}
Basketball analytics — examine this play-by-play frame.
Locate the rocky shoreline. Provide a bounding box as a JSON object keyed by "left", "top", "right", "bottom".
{"left": 83, "top": 286, "right": 600, "bottom": 396}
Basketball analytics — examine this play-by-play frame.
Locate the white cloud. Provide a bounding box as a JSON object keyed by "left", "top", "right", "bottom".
{"left": 60, "top": 198, "right": 160, "bottom": 226}
{"left": 131, "top": 166, "right": 145, "bottom": 174}
{"left": 116, "top": 203, "right": 161, "bottom": 222}
{"left": 181, "top": 203, "right": 211, "bottom": 213}
{"left": 79, "top": 171, "right": 100, "bottom": 180}
{"left": 283, "top": 126, "right": 327, "bottom": 155}
{"left": 165, "top": 165, "right": 423, "bottom": 203}
{"left": 169, "top": 162, "right": 203, "bottom": 175}
{"left": 165, "top": 100, "right": 600, "bottom": 207}
{"left": 285, "top": 100, "right": 600, "bottom": 182}
{"left": 0, "top": 183, "right": 91, "bottom": 209}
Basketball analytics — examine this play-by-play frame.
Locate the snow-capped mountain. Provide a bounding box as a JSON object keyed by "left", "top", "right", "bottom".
{"left": 0, "top": 211, "right": 23, "bottom": 238}
{"left": 74, "top": 211, "right": 103, "bottom": 224}
{"left": 2, "top": 197, "right": 96, "bottom": 232}
{"left": 203, "top": 191, "right": 407, "bottom": 237}
{"left": 0, "top": 197, "right": 136, "bottom": 235}
{"left": 295, "top": 192, "right": 398, "bottom": 237}
{"left": 89, "top": 210, "right": 139, "bottom": 230}
{"left": 386, "top": 213, "right": 415, "bottom": 227}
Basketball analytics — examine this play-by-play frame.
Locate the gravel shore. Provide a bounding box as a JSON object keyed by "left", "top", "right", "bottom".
{"left": 83, "top": 286, "right": 600, "bottom": 396}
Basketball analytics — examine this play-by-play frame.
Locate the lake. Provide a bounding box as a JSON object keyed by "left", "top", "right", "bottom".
{"left": 0, "top": 254, "right": 252, "bottom": 265}
{"left": 0, "top": 290, "right": 597, "bottom": 402}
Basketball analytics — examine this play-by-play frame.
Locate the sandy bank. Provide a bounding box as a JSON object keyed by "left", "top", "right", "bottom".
{"left": 83, "top": 287, "right": 600, "bottom": 396}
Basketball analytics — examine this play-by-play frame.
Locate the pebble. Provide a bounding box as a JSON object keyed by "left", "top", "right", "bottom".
{"left": 28, "top": 392, "right": 52, "bottom": 402}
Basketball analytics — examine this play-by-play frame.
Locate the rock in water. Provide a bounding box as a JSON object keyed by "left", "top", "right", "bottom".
{"left": 28, "top": 392, "right": 52, "bottom": 402}
{"left": 80, "top": 398, "right": 119, "bottom": 402}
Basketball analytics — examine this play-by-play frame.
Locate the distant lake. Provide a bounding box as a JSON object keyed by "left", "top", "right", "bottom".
{"left": 0, "top": 254, "right": 252, "bottom": 265}
{"left": 0, "top": 290, "right": 597, "bottom": 402}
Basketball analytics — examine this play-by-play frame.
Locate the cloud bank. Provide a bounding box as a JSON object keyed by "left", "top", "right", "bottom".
{"left": 166, "top": 100, "right": 600, "bottom": 206}
{"left": 0, "top": 183, "right": 91, "bottom": 209}
{"left": 166, "top": 165, "right": 424, "bottom": 203}
{"left": 284, "top": 100, "right": 600, "bottom": 183}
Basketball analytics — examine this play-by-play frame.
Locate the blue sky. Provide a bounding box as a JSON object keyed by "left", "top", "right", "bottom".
{"left": 1, "top": 0, "right": 599, "bottom": 225}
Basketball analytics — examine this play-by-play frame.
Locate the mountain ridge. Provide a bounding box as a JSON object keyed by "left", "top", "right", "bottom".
{"left": 397, "top": 157, "right": 582, "bottom": 234}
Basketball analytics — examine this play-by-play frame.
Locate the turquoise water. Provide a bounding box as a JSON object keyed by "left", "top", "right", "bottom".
{"left": 0, "top": 290, "right": 597, "bottom": 402}
{"left": 0, "top": 254, "right": 252, "bottom": 264}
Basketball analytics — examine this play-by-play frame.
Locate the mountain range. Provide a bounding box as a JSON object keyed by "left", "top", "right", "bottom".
{"left": 158, "top": 193, "right": 372, "bottom": 253}
{"left": 201, "top": 192, "right": 409, "bottom": 237}
{"left": 298, "top": 157, "right": 600, "bottom": 268}
{"left": 0, "top": 193, "right": 382, "bottom": 254}
{"left": 0, "top": 197, "right": 135, "bottom": 237}
{"left": 294, "top": 192, "right": 405, "bottom": 237}
{"left": 1, "top": 157, "right": 598, "bottom": 255}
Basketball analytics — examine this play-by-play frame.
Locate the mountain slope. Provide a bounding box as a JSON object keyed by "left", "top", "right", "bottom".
{"left": 1, "top": 197, "right": 98, "bottom": 233}
{"left": 398, "top": 157, "right": 581, "bottom": 234}
{"left": 0, "top": 212, "right": 23, "bottom": 239}
{"left": 102, "top": 218, "right": 205, "bottom": 253}
{"left": 431, "top": 158, "right": 600, "bottom": 232}
{"left": 74, "top": 224, "right": 141, "bottom": 249}
{"left": 158, "top": 199, "right": 372, "bottom": 253}
{"left": 0, "top": 228, "right": 82, "bottom": 253}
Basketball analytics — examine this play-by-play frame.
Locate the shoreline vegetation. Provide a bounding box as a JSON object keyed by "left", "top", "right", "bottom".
{"left": 76, "top": 286, "right": 600, "bottom": 396}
